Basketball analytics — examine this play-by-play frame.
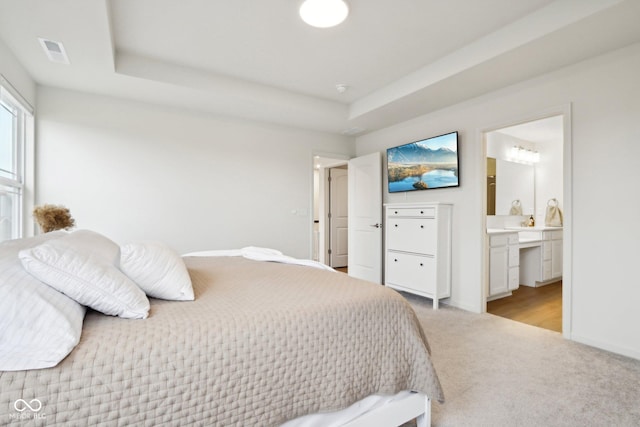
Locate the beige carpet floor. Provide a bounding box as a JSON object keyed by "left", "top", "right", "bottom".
{"left": 401, "top": 292, "right": 640, "bottom": 427}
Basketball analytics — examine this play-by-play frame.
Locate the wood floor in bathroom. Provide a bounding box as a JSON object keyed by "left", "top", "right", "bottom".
{"left": 336, "top": 267, "right": 562, "bottom": 333}
{"left": 487, "top": 281, "right": 562, "bottom": 333}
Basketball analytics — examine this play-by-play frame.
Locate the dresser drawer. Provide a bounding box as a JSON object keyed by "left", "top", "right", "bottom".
{"left": 387, "top": 207, "right": 436, "bottom": 218}
{"left": 386, "top": 252, "right": 436, "bottom": 294}
{"left": 387, "top": 218, "right": 436, "bottom": 254}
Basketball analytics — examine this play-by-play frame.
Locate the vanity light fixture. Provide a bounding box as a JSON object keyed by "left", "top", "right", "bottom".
{"left": 511, "top": 146, "right": 540, "bottom": 164}
{"left": 299, "top": 0, "right": 349, "bottom": 28}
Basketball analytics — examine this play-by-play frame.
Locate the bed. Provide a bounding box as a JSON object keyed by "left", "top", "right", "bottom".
{"left": 0, "top": 231, "right": 444, "bottom": 426}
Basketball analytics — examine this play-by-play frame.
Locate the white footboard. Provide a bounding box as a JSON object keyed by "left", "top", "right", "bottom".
{"left": 342, "top": 392, "right": 431, "bottom": 427}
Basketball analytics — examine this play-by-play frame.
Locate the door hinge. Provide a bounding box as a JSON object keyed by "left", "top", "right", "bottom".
{"left": 328, "top": 249, "right": 332, "bottom": 255}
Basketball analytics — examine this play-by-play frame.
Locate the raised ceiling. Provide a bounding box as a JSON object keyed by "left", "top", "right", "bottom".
{"left": 1, "top": 0, "right": 639, "bottom": 135}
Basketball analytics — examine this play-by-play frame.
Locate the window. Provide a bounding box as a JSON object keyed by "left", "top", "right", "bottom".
{"left": 0, "top": 80, "right": 33, "bottom": 242}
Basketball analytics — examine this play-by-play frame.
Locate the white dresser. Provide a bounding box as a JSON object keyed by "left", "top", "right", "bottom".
{"left": 384, "top": 203, "right": 453, "bottom": 309}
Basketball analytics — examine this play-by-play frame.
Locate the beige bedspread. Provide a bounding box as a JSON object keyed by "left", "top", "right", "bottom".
{"left": 0, "top": 256, "right": 443, "bottom": 426}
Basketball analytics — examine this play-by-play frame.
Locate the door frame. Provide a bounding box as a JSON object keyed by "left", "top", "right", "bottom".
{"left": 479, "top": 103, "right": 573, "bottom": 339}
{"left": 311, "top": 152, "right": 349, "bottom": 266}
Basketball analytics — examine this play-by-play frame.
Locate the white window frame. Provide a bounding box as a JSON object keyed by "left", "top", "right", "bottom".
{"left": 0, "top": 75, "right": 34, "bottom": 242}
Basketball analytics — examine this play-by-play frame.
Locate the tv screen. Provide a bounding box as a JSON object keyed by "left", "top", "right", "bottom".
{"left": 387, "top": 131, "right": 459, "bottom": 193}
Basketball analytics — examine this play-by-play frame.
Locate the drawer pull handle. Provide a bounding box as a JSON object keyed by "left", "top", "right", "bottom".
{"left": 420, "top": 225, "right": 424, "bottom": 229}
{"left": 394, "top": 224, "right": 398, "bottom": 227}
{"left": 420, "top": 211, "right": 424, "bottom": 214}
{"left": 394, "top": 259, "right": 398, "bottom": 262}
{"left": 394, "top": 211, "right": 398, "bottom": 214}
{"left": 419, "top": 263, "right": 424, "bottom": 267}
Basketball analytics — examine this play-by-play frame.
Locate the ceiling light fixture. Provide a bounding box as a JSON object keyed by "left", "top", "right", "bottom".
{"left": 299, "top": 0, "right": 349, "bottom": 28}
{"left": 510, "top": 146, "right": 540, "bottom": 164}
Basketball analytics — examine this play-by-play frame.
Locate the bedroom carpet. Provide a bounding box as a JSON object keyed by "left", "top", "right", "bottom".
{"left": 400, "top": 292, "right": 640, "bottom": 427}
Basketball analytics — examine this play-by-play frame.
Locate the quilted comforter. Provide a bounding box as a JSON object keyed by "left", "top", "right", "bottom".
{"left": 0, "top": 256, "right": 443, "bottom": 426}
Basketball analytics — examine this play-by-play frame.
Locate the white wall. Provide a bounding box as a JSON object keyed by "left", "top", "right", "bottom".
{"left": 535, "top": 137, "right": 563, "bottom": 223}
{"left": 36, "top": 87, "right": 353, "bottom": 257}
{"left": 0, "top": 38, "right": 36, "bottom": 106}
{"left": 486, "top": 130, "right": 563, "bottom": 224}
{"left": 356, "top": 42, "right": 640, "bottom": 359}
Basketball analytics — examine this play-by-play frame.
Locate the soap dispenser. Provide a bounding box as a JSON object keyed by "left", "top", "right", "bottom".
{"left": 528, "top": 215, "right": 535, "bottom": 227}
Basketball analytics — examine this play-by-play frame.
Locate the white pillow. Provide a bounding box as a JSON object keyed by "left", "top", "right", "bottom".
{"left": 19, "top": 230, "right": 150, "bottom": 319}
{"left": 120, "top": 241, "right": 194, "bottom": 301}
{"left": 0, "top": 231, "right": 86, "bottom": 371}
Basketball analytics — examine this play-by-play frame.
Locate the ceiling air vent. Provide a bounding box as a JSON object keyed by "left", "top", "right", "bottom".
{"left": 38, "top": 38, "right": 70, "bottom": 64}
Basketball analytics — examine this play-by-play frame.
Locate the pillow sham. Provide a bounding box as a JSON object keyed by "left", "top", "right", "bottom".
{"left": 19, "top": 230, "right": 150, "bottom": 319}
{"left": 0, "top": 231, "right": 86, "bottom": 371}
{"left": 120, "top": 241, "right": 194, "bottom": 301}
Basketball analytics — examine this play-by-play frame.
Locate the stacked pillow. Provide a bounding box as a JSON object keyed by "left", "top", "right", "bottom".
{"left": 20, "top": 230, "right": 151, "bottom": 319}
{"left": 1, "top": 229, "right": 193, "bottom": 371}
{"left": 0, "top": 231, "right": 86, "bottom": 371}
{"left": 120, "top": 241, "right": 194, "bottom": 301}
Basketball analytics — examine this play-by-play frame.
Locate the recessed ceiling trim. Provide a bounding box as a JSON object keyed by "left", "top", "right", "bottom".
{"left": 348, "top": 0, "right": 624, "bottom": 121}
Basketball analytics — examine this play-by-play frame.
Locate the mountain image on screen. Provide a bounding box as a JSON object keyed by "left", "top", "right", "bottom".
{"left": 387, "top": 143, "right": 457, "bottom": 164}
{"left": 387, "top": 132, "right": 459, "bottom": 192}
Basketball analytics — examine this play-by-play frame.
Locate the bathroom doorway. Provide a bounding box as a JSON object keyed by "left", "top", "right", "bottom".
{"left": 483, "top": 113, "right": 567, "bottom": 333}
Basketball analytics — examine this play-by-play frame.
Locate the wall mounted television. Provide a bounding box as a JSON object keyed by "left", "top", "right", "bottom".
{"left": 387, "top": 131, "right": 459, "bottom": 193}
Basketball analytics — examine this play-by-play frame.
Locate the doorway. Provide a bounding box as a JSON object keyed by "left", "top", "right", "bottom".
{"left": 313, "top": 156, "right": 349, "bottom": 267}
{"left": 483, "top": 113, "right": 567, "bottom": 333}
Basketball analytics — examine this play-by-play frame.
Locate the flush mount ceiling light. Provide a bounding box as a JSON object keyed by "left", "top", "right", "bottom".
{"left": 299, "top": 0, "right": 349, "bottom": 28}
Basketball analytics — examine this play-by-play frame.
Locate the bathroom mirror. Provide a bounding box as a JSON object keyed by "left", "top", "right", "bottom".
{"left": 486, "top": 157, "right": 534, "bottom": 215}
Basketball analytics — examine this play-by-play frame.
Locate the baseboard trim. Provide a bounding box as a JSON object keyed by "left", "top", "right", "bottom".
{"left": 571, "top": 334, "right": 640, "bottom": 361}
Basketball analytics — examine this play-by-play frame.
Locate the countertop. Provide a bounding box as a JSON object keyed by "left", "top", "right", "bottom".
{"left": 486, "top": 226, "right": 562, "bottom": 234}
{"left": 504, "top": 226, "right": 563, "bottom": 231}
{"left": 487, "top": 226, "right": 563, "bottom": 245}
{"left": 487, "top": 228, "right": 519, "bottom": 235}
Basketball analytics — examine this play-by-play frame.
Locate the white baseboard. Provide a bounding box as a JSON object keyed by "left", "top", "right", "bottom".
{"left": 571, "top": 334, "right": 640, "bottom": 361}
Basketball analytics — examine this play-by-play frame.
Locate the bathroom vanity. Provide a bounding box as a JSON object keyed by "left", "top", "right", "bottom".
{"left": 510, "top": 227, "right": 563, "bottom": 287}
{"left": 487, "top": 226, "right": 562, "bottom": 300}
{"left": 486, "top": 229, "right": 520, "bottom": 300}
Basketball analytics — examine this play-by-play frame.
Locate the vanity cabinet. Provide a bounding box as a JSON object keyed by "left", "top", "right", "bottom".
{"left": 487, "top": 232, "right": 519, "bottom": 299}
{"left": 384, "top": 203, "right": 452, "bottom": 309}
{"left": 543, "top": 230, "right": 563, "bottom": 281}
{"left": 519, "top": 228, "right": 563, "bottom": 286}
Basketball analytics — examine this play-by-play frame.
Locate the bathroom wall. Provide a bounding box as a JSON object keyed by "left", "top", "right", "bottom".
{"left": 486, "top": 129, "right": 563, "bottom": 228}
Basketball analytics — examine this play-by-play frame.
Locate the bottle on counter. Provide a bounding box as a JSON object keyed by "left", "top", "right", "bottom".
{"left": 528, "top": 215, "right": 535, "bottom": 227}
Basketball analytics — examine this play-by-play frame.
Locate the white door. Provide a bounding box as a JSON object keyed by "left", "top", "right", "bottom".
{"left": 348, "top": 152, "right": 382, "bottom": 283}
{"left": 329, "top": 167, "right": 348, "bottom": 267}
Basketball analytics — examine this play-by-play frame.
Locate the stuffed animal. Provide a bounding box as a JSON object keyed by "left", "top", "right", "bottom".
{"left": 33, "top": 204, "right": 76, "bottom": 233}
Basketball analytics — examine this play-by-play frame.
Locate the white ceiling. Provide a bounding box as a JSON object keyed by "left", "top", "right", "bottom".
{"left": 1, "top": 0, "right": 639, "bottom": 135}
{"left": 496, "top": 115, "right": 563, "bottom": 144}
